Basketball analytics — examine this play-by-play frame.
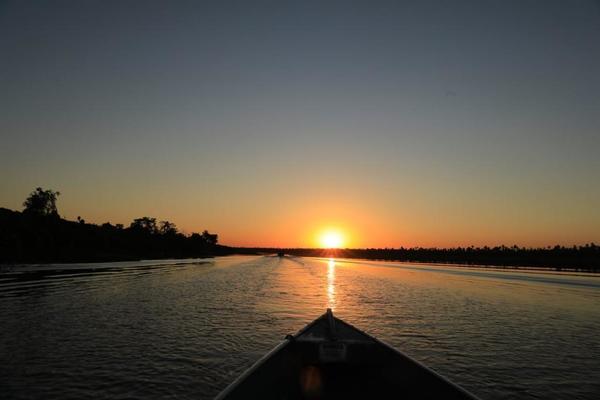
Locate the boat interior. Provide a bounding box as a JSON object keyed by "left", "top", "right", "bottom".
{"left": 216, "top": 309, "right": 478, "bottom": 400}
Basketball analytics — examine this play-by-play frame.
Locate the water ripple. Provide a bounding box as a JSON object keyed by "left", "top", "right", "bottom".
{"left": 1, "top": 256, "right": 599, "bottom": 399}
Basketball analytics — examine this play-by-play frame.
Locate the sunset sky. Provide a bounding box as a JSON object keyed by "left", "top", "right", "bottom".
{"left": 1, "top": 1, "right": 599, "bottom": 248}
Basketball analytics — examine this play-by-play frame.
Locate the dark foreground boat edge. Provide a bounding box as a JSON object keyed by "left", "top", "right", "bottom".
{"left": 216, "top": 309, "right": 481, "bottom": 400}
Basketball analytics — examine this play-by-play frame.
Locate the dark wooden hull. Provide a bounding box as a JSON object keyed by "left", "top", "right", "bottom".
{"left": 216, "top": 309, "right": 480, "bottom": 400}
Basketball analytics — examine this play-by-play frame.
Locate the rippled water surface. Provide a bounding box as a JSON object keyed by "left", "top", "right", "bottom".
{"left": 1, "top": 256, "right": 599, "bottom": 399}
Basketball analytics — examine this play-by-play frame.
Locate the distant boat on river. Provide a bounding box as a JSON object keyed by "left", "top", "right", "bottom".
{"left": 216, "top": 309, "right": 480, "bottom": 399}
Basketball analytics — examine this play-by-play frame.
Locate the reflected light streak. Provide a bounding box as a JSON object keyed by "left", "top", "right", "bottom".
{"left": 327, "top": 258, "right": 336, "bottom": 310}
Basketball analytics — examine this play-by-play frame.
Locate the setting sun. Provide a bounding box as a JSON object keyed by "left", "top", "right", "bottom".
{"left": 320, "top": 231, "right": 344, "bottom": 248}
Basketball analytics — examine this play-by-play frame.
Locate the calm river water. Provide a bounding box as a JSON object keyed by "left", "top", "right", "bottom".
{"left": 1, "top": 255, "right": 599, "bottom": 399}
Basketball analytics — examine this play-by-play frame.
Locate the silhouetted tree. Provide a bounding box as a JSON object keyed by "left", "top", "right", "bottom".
{"left": 23, "top": 187, "right": 60, "bottom": 217}
{"left": 202, "top": 230, "right": 218, "bottom": 245}
{"left": 190, "top": 232, "right": 203, "bottom": 242}
{"left": 130, "top": 217, "right": 158, "bottom": 234}
{"left": 159, "top": 220, "right": 178, "bottom": 235}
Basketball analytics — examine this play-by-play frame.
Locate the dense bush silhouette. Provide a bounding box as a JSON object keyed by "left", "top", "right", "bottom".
{"left": 23, "top": 187, "right": 60, "bottom": 217}
{"left": 0, "top": 207, "right": 226, "bottom": 263}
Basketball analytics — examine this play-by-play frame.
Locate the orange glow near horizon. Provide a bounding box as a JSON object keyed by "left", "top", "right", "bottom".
{"left": 3, "top": 185, "right": 598, "bottom": 249}
{"left": 319, "top": 230, "right": 345, "bottom": 248}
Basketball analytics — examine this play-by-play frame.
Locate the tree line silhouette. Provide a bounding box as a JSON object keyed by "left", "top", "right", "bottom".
{"left": 0, "top": 188, "right": 225, "bottom": 263}
{"left": 256, "top": 245, "right": 600, "bottom": 272}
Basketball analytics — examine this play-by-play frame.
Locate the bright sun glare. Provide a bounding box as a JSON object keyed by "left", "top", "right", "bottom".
{"left": 320, "top": 231, "right": 344, "bottom": 248}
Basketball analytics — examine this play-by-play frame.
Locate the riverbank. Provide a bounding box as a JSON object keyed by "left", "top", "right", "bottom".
{"left": 0, "top": 207, "right": 224, "bottom": 264}
{"left": 242, "top": 246, "right": 600, "bottom": 273}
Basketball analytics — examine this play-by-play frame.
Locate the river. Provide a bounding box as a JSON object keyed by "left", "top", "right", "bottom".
{"left": 1, "top": 255, "right": 599, "bottom": 399}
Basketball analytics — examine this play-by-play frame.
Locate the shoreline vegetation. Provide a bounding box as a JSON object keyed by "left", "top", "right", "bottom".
{"left": 0, "top": 188, "right": 225, "bottom": 264}
{"left": 0, "top": 206, "right": 227, "bottom": 264}
{"left": 252, "top": 248, "right": 600, "bottom": 273}
{"left": 1, "top": 188, "right": 598, "bottom": 272}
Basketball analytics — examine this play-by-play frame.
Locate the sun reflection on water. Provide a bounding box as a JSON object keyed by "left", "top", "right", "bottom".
{"left": 327, "top": 258, "right": 336, "bottom": 309}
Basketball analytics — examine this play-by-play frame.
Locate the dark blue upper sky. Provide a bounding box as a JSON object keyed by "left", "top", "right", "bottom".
{"left": 1, "top": 0, "right": 599, "bottom": 246}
